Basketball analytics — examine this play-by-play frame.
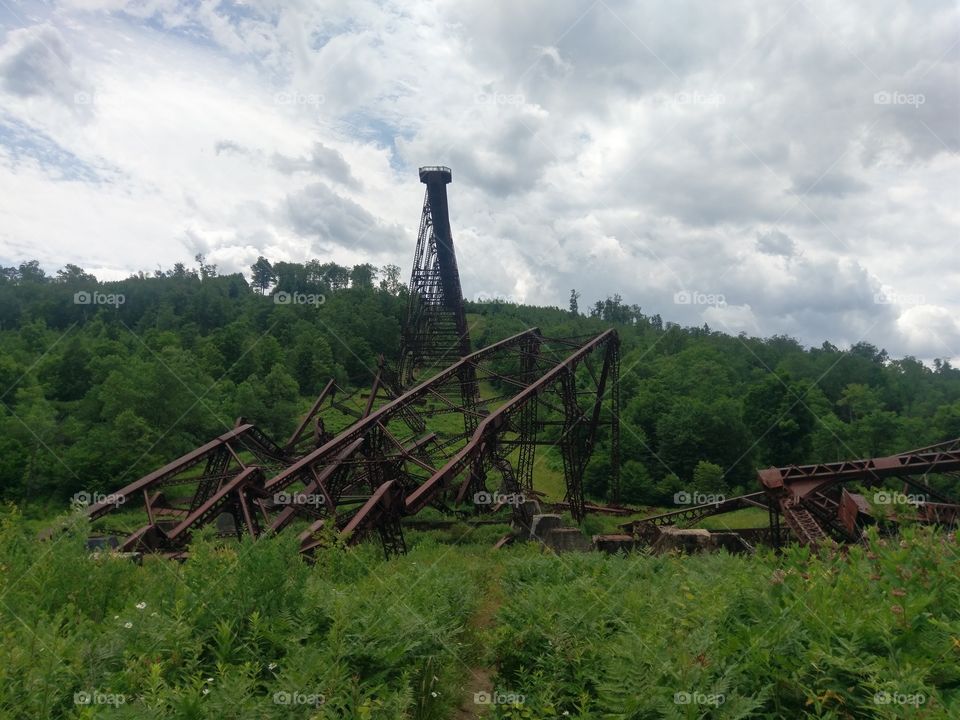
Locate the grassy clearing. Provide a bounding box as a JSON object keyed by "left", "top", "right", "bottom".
{"left": 697, "top": 508, "right": 769, "bottom": 531}
{"left": 1, "top": 506, "right": 958, "bottom": 719}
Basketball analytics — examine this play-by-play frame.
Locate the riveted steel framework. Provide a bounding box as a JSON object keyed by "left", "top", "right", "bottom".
{"left": 399, "top": 166, "right": 471, "bottom": 385}
{"left": 626, "top": 437, "right": 960, "bottom": 549}
{"left": 78, "top": 166, "right": 621, "bottom": 559}
{"left": 759, "top": 436, "right": 960, "bottom": 547}
{"left": 82, "top": 327, "right": 621, "bottom": 558}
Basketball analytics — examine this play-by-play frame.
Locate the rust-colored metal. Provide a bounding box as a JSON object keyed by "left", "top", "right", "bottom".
{"left": 71, "top": 166, "right": 622, "bottom": 559}
{"left": 621, "top": 492, "right": 773, "bottom": 533}
{"left": 399, "top": 166, "right": 471, "bottom": 383}
{"left": 626, "top": 438, "right": 960, "bottom": 550}
{"left": 837, "top": 489, "right": 872, "bottom": 535}
{"left": 760, "top": 437, "right": 960, "bottom": 547}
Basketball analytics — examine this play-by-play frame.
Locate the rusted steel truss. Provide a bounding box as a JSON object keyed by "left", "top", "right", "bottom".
{"left": 74, "top": 165, "right": 621, "bottom": 558}
{"left": 83, "top": 328, "right": 621, "bottom": 558}
{"left": 626, "top": 437, "right": 960, "bottom": 550}
{"left": 620, "top": 492, "right": 774, "bottom": 531}
{"left": 758, "top": 437, "right": 960, "bottom": 547}
{"left": 74, "top": 160, "right": 960, "bottom": 560}
{"left": 399, "top": 165, "right": 471, "bottom": 385}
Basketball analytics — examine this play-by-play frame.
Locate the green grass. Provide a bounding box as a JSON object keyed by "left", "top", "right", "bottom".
{"left": 697, "top": 507, "right": 769, "bottom": 531}
{"left": 489, "top": 526, "right": 960, "bottom": 719}
{"left": 2, "top": 505, "right": 958, "bottom": 719}
{"left": 0, "top": 506, "right": 496, "bottom": 720}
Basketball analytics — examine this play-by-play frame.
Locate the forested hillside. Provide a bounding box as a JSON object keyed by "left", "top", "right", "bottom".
{"left": 1, "top": 257, "right": 959, "bottom": 508}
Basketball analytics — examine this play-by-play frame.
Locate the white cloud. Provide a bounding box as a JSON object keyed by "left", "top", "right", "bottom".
{"left": 0, "top": 24, "right": 88, "bottom": 104}
{"left": 0, "top": 0, "right": 956, "bottom": 364}
{"left": 896, "top": 305, "right": 960, "bottom": 360}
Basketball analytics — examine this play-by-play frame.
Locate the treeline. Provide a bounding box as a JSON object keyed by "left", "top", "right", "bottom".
{"left": 1, "top": 257, "right": 959, "bottom": 507}
{"left": 0, "top": 257, "right": 407, "bottom": 501}
{"left": 466, "top": 301, "right": 960, "bottom": 504}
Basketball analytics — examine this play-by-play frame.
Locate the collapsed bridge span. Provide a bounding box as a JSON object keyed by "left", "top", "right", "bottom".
{"left": 77, "top": 166, "right": 621, "bottom": 559}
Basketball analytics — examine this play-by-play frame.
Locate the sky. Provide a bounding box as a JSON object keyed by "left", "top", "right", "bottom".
{"left": 0, "top": 0, "right": 957, "bottom": 362}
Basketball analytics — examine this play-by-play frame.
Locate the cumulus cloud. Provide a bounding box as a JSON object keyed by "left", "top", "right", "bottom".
{"left": 272, "top": 142, "right": 359, "bottom": 188}
{"left": 0, "top": 0, "right": 957, "bottom": 364}
{"left": 285, "top": 182, "right": 405, "bottom": 254}
{"left": 0, "top": 24, "right": 88, "bottom": 104}
{"left": 756, "top": 230, "right": 796, "bottom": 257}
{"left": 896, "top": 305, "right": 960, "bottom": 359}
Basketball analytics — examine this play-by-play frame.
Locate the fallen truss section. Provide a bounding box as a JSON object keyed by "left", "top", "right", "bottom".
{"left": 79, "top": 165, "right": 621, "bottom": 559}
{"left": 83, "top": 328, "right": 620, "bottom": 558}
{"left": 760, "top": 436, "right": 960, "bottom": 547}
{"left": 623, "top": 437, "right": 960, "bottom": 549}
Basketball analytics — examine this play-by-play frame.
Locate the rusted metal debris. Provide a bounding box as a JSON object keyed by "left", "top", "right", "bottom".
{"left": 73, "top": 166, "right": 622, "bottom": 559}
{"left": 760, "top": 436, "right": 960, "bottom": 547}
{"left": 66, "top": 164, "right": 960, "bottom": 559}
{"left": 624, "top": 437, "right": 960, "bottom": 550}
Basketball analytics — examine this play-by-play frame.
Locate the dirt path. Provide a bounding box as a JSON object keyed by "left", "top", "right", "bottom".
{"left": 452, "top": 566, "right": 504, "bottom": 719}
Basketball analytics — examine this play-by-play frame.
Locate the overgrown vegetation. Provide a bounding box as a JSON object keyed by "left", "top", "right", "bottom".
{"left": 1, "top": 507, "right": 957, "bottom": 719}
{"left": 0, "top": 507, "right": 494, "bottom": 719}
{"left": 489, "top": 525, "right": 960, "bottom": 719}
{"left": 2, "top": 256, "right": 960, "bottom": 717}
{"left": 1, "top": 257, "right": 959, "bottom": 508}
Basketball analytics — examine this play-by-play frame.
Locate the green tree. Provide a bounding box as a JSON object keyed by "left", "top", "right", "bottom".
{"left": 18, "top": 260, "right": 46, "bottom": 283}
{"left": 838, "top": 383, "right": 883, "bottom": 422}
{"left": 350, "top": 263, "right": 377, "bottom": 289}
{"left": 692, "top": 460, "right": 725, "bottom": 492}
{"left": 319, "top": 262, "right": 350, "bottom": 291}
{"left": 742, "top": 373, "right": 817, "bottom": 466}
{"left": 656, "top": 398, "right": 752, "bottom": 485}
{"left": 194, "top": 253, "right": 217, "bottom": 279}
{"left": 379, "top": 264, "right": 403, "bottom": 295}
{"left": 55, "top": 264, "right": 96, "bottom": 284}
{"left": 619, "top": 460, "right": 655, "bottom": 505}
{"left": 44, "top": 337, "right": 93, "bottom": 401}
{"left": 250, "top": 256, "right": 275, "bottom": 294}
